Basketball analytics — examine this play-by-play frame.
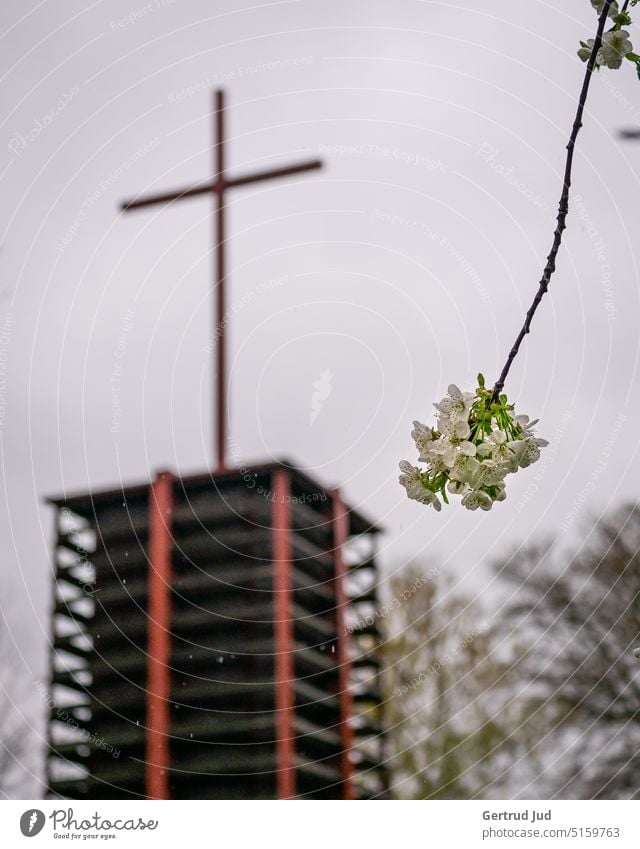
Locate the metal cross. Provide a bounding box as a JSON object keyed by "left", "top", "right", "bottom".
{"left": 121, "top": 90, "right": 322, "bottom": 470}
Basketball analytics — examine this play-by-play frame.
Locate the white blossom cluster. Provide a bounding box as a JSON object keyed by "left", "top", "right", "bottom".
{"left": 399, "top": 382, "right": 549, "bottom": 513}
{"left": 578, "top": 1, "right": 638, "bottom": 71}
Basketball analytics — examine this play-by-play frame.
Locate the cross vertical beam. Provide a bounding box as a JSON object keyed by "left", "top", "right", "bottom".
{"left": 272, "top": 469, "right": 296, "bottom": 799}
{"left": 146, "top": 470, "right": 174, "bottom": 800}
{"left": 214, "top": 91, "right": 227, "bottom": 470}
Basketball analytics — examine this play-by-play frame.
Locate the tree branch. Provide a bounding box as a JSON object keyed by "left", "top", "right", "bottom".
{"left": 490, "top": 1, "right": 613, "bottom": 403}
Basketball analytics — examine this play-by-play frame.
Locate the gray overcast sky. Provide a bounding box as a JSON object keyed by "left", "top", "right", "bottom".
{"left": 2, "top": 0, "right": 640, "bottom": 730}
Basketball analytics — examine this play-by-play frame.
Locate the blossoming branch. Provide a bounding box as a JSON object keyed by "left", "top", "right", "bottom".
{"left": 400, "top": 0, "right": 637, "bottom": 512}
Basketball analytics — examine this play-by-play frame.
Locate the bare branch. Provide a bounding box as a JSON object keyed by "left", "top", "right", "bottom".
{"left": 491, "top": 1, "right": 614, "bottom": 401}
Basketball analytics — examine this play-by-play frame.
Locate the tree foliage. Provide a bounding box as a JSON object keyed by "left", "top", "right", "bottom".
{"left": 496, "top": 503, "right": 640, "bottom": 798}
{"left": 383, "top": 566, "right": 528, "bottom": 799}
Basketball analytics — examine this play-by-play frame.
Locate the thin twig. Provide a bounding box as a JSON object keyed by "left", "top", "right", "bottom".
{"left": 490, "top": 1, "right": 614, "bottom": 403}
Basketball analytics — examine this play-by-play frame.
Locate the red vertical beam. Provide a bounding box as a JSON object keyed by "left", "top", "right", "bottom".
{"left": 332, "top": 490, "right": 356, "bottom": 800}
{"left": 272, "top": 470, "right": 296, "bottom": 799}
{"left": 214, "top": 89, "right": 227, "bottom": 472}
{"left": 146, "top": 471, "right": 174, "bottom": 800}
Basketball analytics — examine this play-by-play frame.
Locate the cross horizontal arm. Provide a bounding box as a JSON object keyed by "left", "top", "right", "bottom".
{"left": 225, "top": 158, "right": 322, "bottom": 190}
{"left": 120, "top": 158, "right": 322, "bottom": 212}
{"left": 121, "top": 181, "right": 213, "bottom": 211}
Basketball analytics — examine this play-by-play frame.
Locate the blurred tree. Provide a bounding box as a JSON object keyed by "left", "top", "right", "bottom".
{"left": 0, "top": 607, "right": 36, "bottom": 798}
{"left": 383, "top": 565, "right": 527, "bottom": 799}
{"left": 496, "top": 502, "right": 640, "bottom": 799}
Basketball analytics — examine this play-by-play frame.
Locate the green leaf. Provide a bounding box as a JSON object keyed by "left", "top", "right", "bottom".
{"left": 477, "top": 372, "right": 485, "bottom": 388}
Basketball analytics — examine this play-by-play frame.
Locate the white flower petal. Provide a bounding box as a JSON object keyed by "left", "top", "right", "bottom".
{"left": 459, "top": 441, "right": 477, "bottom": 457}
{"left": 461, "top": 490, "right": 493, "bottom": 512}
{"left": 454, "top": 420, "right": 471, "bottom": 440}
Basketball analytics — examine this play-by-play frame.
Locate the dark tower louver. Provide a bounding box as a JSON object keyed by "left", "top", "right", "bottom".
{"left": 46, "top": 461, "right": 386, "bottom": 799}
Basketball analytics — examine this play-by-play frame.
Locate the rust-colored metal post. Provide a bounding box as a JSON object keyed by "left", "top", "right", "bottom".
{"left": 146, "top": 470, "right": 174, "bottom": 800}
{"left": 332, "top": 490, "right": 356, "bottom": 800}
{"left": 214, "top": 90, "right": 227, "bottom": 472}
{"left": 272, "top": 470, "right": 296, "bottom": 799}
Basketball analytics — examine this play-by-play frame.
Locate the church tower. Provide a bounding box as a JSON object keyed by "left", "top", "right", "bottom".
{"left": 47, "top": 462, "right": 386, "bottom": 799}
